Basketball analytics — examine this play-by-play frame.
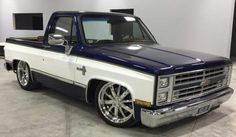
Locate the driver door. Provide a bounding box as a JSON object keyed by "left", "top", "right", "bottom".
{"left": 40, "top": 16, "right": 78, "bottom": 84}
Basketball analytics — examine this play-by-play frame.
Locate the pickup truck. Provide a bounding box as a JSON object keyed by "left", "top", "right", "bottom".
{"left": 3, "top": 11, "right": 234, "bottom": 128}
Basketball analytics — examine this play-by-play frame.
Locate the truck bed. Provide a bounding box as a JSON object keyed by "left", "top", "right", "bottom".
{"left": 6, "top": 36, "right": 44, "bottom": 49}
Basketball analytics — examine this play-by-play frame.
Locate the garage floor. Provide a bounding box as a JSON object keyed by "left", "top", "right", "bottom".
{"left": 0, "top": 58, "right": 235, "bottom": 137}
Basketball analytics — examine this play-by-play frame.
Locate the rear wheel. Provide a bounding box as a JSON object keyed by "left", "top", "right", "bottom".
{"left": 16, "top": 61, "right": 38, "bottom": 91}
{"left": 95, "top": 82, "right": 136, "bottom": 127}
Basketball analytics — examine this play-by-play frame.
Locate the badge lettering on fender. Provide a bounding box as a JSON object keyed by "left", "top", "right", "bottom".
{"left": 76, "top": 66, "right": 86, "bottom": 75}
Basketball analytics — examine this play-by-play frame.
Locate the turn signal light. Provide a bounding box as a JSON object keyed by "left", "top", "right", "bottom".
{"left": 135, "top": 99, "right": 151, "bottom": 107}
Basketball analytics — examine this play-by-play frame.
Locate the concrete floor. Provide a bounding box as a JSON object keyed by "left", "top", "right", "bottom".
{"left": 0, "top": 58, "right": 236, "bottom": 137}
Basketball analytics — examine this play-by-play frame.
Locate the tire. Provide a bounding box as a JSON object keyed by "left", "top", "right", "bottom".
{"left": 95, "top": 81, "right": 137, "bottom": 127}
{"left": 16, "top": 61, "right": 39, "bottom": 91}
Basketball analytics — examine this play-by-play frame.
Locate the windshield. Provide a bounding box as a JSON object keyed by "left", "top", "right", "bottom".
{"left": 81, "top": 15, "right": 156, "bottom": 45}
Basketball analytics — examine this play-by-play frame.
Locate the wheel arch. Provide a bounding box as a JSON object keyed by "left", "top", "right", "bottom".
{"left": 86, "top": 77, "right": 135, "bottom": 104}
{"left": 12, "top": 59, "right": 30, "bottom": 71}
{"left": 12, "top": 59, "right": 20, "bottom": 71}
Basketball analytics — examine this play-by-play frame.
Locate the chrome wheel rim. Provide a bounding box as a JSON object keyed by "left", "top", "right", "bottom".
{"left": 98, "top": 83, "right": 133, "bottom": 124}
{"left": 17, "top": 61, "right": 30, "bottom": 86}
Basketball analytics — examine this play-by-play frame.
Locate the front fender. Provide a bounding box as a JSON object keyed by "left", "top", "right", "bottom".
{"left": 74, "top": 57, "right": 156, "bottom": 105}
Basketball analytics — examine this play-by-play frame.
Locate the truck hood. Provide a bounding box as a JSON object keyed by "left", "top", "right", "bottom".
{"left": 82, "top": 43, "right": 230, "bottom": 75}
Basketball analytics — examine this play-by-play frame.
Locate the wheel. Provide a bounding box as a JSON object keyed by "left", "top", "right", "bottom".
{"left": 95, "top": 82, "right": 136, "bottom": 127}
{"left": 16, "top": 61, "right": 38, "bottom": 91}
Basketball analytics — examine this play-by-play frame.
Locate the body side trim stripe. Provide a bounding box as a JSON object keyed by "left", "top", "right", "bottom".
{"left": 74, "top": 82, "right": 87, "bottom": 88}
{"left": 31, "top": 68, "right": 87, "bottom": 88}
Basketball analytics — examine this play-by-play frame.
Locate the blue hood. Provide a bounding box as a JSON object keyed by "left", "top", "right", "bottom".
{"left": 79, "top": 43, "right": 231, "bottom": 75}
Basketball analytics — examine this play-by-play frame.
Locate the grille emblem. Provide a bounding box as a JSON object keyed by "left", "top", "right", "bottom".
{"left": 200, "top": 79, "right": 210, "bottom": 87}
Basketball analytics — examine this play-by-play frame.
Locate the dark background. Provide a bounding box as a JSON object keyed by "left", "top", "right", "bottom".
{"left": 14, "top": 13, "right": 43, "bottom": 30}
{"left": 231, "top": 2, "right": 236, "bottom": 58}
{"left": 110, "top": 9, "right": 134, "bottom": 15}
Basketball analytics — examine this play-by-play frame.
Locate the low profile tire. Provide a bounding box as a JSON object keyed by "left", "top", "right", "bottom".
{"left": 16, "top": 61, "right": 38, "bottom": 91}
{"left": 95, "top": 82, "right": 136, "bottom": 127}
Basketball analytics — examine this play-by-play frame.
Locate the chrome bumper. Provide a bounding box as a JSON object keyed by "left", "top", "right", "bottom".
{"left": 141, "top": 88, "right": 234, "bottom": 128}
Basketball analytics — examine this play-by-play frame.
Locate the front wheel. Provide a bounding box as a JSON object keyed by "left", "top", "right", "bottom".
{"left": 95, "top": 82, "right": 136, "bottom": 127}
{"left": 16, "top": 61, "right": 39, "bottom": 91}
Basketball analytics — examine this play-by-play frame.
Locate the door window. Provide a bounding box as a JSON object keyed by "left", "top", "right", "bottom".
{"left": 49, "top": 16, "right": 77, "bottom": 46}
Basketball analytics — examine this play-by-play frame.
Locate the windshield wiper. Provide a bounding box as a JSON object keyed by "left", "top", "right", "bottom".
{"left": 123, "top": 39, "right": 154, "bottom": 43}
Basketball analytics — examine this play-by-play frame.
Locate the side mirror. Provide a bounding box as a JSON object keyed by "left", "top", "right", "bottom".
{"left": 48, "top": 34, "right": 73, "bottom": 55}
{"left": 48, "top": 34, "right": 66, "bottom": 46}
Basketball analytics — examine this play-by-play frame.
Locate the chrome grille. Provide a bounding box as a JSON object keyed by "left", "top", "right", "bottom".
{"left": 173, "top": 66, "right": 226, "bottom": 101}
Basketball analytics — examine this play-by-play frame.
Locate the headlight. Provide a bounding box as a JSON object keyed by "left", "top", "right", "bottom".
{"left": 159, "top": 77, "right": 169, "bottom": 88}
{"left": 157, "top": 92, "right": 168, "bottom": 103}
{"left": 224, "top": 66, "right": 230, "bottom": 73}
{"left": 226, "top": 65, "right": 233, "bottom": 86}
{"left": 156, "top": 76, "right": 173, "bottom": 104}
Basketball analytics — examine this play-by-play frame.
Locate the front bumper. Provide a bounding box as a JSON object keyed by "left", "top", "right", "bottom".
{"left": 141, "top": 88, "right": 234, "bottom": 128}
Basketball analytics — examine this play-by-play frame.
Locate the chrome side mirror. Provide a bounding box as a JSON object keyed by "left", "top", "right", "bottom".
{"left": 48, "top": 34, "right": 73, "bottom": 55}
{"left": 48, "top": 34, "right": 65, "bottom": 46}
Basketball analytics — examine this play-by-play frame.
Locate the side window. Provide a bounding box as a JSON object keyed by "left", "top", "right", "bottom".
{"left": 49, "top": 16, "right": 77, "bottom": 45}
{"left": 133, "top": 22, "right": 149, "bottom": 40}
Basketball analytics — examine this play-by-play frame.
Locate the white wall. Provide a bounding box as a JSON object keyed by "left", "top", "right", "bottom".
{"left": 0, "top": 0, "right": 3, "bottom": 41}
{"left": 0, "top": 0, "right": 235, "bottom": 58}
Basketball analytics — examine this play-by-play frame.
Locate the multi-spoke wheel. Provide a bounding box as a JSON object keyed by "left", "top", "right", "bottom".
{"left": 95, "top": 82, "right": 136, "bottom": 127}
{"left": 16, "top": 61, "right": 39, "bottom": 91}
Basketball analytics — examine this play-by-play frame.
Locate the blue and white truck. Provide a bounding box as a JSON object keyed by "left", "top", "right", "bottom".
{"left": 3, "top": 11, "right": 234, "bottom": 128}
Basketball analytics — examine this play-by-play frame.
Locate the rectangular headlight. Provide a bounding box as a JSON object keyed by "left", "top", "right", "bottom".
{"left": 159, "top": 77, "right": 169, "bottom": 88}
{"left": 157, "top": 92, "right": 168, "bottom": 103}
{"left": 156, "top": 76, "right": 174, "bottom": 104}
